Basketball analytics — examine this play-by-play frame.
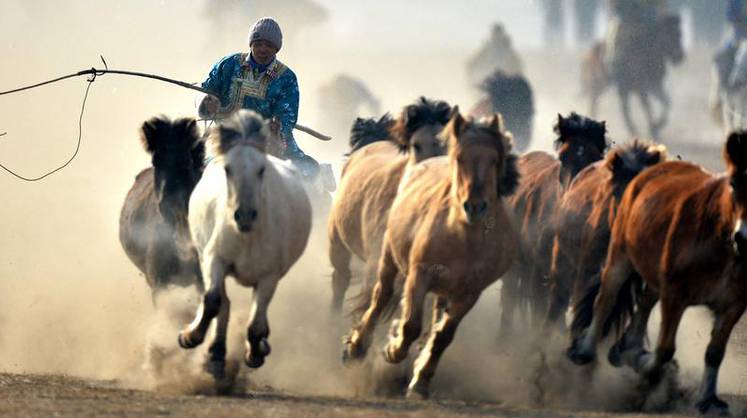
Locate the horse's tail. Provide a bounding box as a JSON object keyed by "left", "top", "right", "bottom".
{"left": 347, "top": 113, "right": 394, "bottom": 155}
{"left": 569, "top": 271, "right": 643, "bottom": 339}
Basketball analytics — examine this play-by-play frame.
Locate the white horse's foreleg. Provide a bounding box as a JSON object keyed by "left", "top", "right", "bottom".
{"left": 244, "top": 278, "right": 278, "bottom": 368}
{"left": 206, "top": 283, "right": 230, "bottom": 379}
{"left": 178, "top": 256, "right": 228, "bottom": 349}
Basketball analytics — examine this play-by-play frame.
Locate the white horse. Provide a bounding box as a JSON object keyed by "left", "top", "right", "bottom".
{"left": 177, "top": 110, "right": 312, "bottom": 378}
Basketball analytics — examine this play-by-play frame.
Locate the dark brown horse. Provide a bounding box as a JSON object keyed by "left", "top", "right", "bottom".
{"left": 582, "top": 14, "right": 684, "bottom": 138}
{"left": 567, "top": 132, "right": 747, "bottom": 415}
{"left": 543, "top": 140, "right": 666, "bottom": 331}
{"left": 501, "top": 113, "right": 607, "bottom": 335}
{"left": 119, "top": 116, "right": 205, "bottom": 303}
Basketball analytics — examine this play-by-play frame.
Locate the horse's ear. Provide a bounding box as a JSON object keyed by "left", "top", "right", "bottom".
{"left": 489, "top": 113, "right": 504, "bottom": 133}
{"left": 607, "top": 150, "right": 624, "bottom": 175}
{"left": 446, "top": 108, "right": 465, "bottom": 139}
{"left": 217, "top": 124, "right": 241, "bottom": 154}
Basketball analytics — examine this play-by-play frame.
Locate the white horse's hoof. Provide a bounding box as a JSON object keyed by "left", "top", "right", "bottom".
{"left": 178, "top": 332, "right": 201, "bottom": 349}
{"left": 405, "top": 385, "right": 429, "bottom": 401}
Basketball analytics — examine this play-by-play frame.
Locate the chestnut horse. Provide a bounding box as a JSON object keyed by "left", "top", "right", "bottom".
{"left": 567, "top": 132, "right": 747, "bottom": 415}
{"left": 342, "top": 112, "right": 520, "bottom": 399}
{"left": 544, "top": 140, "right": 667, "bottom": 331}
{"left": 328, "top": 97, "right": 452, "bottom": 313}
{"left": 119, "top": 116, "right": 205, "bottom": 303}
{"left": 178, "top": 110, "right": 312, "bottom": 379}
{"left": 501, "top": 113, "right": 607, "bottom": 335}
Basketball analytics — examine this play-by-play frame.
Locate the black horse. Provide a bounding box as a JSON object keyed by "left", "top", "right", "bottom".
{"left": 119, "top": 116, "right": 205, "bottom": 304}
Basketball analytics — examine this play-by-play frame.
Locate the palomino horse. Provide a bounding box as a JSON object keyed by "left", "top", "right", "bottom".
{"left": 567, "top": 132, "right": 747, "bottom": 415}
{"left": 119, "top": 116, "right": 205, "bottom": 303}
{"left": 582, "top": 14, "right": 684, "bottom": 138}
{"left": 501, "top": 113, "right": 607, "bottom": 335}
{"left": 543, "top": 140, "right": 666, "bottom": 331}
{"left": 328, "top": 97, "right": 453, "bottom": 313}
{"left": 470, "top": 70, "right": 534, "bottom": 151}
{"left": 177, "top": 110, "right": 312, "bottom": 378}
{"left": 342, "top": 112, "right": 520, "bottom": 399}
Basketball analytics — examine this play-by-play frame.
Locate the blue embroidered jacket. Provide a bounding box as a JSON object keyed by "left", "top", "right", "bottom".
{"left": 202, "top": 53, "right": 304, "bottom": 158}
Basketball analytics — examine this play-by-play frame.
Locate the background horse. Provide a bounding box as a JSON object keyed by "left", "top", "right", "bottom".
{"left": 328, "top": 97, "right": 452, "bottom": 314}
{"left": 582, "top": 14, "right": 684, "bottom": 138}
{"left": 470, "top": 70, "right": 534, "bottom": 151}
{"left": 177, "top": 110, "right": 312, "bottom": 379}
{"left": 342, "top": 112, "right": 520, "bottom": 399}
{"left": 502, "top": 113, "right": 607, "bottom": 336}
{"left": 118, "top": 116, "right": 205, "bottom": 304}
{"left": 567, "top": 132, "right": 747, "bottom": 415}
{"left": 543, "top": 140, "right": 666, "bottom": 331}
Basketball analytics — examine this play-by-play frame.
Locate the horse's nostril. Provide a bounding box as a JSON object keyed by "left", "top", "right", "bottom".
{"left": 463, "top": 202, "right": 472, "bottom": 214}
{"left": 234, "top": 210, "right": 242, "bottom": 222}
{"left": 478, "top": 201, "right": 488, "bottom": 213}
{"left": 249, "top": 209, "right": 258, "bottom": 221}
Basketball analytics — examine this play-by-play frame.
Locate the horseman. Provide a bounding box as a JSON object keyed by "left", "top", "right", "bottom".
{"left": 199, "top": 17, "right": 320, "bottom": 179}
{"left": 715, "top": 0, "right": 747, "bottom": 87}
{"left": 604, "top": 0, "right": 668, "bottom": 76}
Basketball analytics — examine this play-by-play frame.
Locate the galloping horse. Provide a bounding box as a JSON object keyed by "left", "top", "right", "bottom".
{"left": 178, "top": 110, "right": 312, "bottom": 378}
{"left": 543, "top": 140, "right": 666, "bottom": 331}
{"left": 119, "top": 116, "right": 205, "bottom": 303}
{"left": 582, "top": 14, "right": 683, "bottom": 138}
{"left": 567, "top": 132, "right": 747, "bottom": 415}
{"left": 501, "top": 113, "right": 607, "bottom": 335}
{"left": 470, "top": 70, "right": 534, "bottom": 151}
{"left": 342, "top": 112, "right": 520, "bottom": 399}
{"left": 328, "top": 97, "right": 452, "bottom": 313}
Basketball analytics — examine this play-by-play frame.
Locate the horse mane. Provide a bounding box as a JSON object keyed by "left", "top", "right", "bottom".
{"left": 554, "top": 112, "right": 608, "bottom": 153}
{"left": 390, "top": 97, "right": 452, "bottom": 151}
{"left": 139, "top": 115, "right": 204, "bottom": 171}
{"left": 606, "top": 139, "right": 667, "bottom": 195}
{"left": 347, "top": 113, "right": 395, "bottom": 155}
{"left": 724, "top": 131, "right": 747, "bottom": 175}
{"left": 209, "top": 110, "right": 269, "bottom": 157}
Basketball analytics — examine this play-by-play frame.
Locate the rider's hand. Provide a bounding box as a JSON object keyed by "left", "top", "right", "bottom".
{"left": 200, "top": 95, "right": 220, "bottom": 118}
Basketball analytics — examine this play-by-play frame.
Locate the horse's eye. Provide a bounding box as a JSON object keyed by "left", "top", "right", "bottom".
{"left": 258, "top": 166, "right": 265, "bottom": 178}
{"left": 225, "top": 165, "right": 233, "bottom": 177}
{"left": 576, "top": 146, "right": 585, "bottom": 156}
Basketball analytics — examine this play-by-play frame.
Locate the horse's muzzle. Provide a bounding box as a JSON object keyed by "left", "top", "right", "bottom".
{"left": 234, "top": 208, "right": 258, "bottom": 233}
{"left": 463, "top": 201, "right": 488, "bottom": 223}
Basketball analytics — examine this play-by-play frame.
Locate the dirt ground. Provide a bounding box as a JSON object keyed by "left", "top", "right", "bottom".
{"left": 4, "top": 372, "right": 746, "bottom": 418}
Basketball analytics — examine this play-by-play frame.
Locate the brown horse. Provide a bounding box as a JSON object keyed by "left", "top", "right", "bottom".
{"left": 342, "top": 112, "right": 520, "bottom": 399}
{"left": 567, "top": 132, "right": 747, "bottom": 415}
{"left": 543, "top": 140, "right": 667, "bottom": 331}
{"left": 501, "top": 113, "right": 607, "bottom": 335}
{"left": 582, "top": 14, "right": 684, "bottom": 138}
{"left": 119, "top": 116, "right": 205, "bottom": 303}
{"left": 328, "top": 97, "right": 452, "bottom": 313}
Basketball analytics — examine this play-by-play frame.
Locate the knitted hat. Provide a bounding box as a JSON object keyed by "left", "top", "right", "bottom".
{"left": 248, "top": 17, "right": 283, "bottom": 51}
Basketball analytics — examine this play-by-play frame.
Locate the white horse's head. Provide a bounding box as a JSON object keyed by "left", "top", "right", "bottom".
{"left": 211, "top": 110, "right": 273, "bottom": 233}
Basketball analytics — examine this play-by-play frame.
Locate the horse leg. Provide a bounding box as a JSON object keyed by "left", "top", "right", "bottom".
{"left": 651, "top": 86, "right": 672, "bottom": 137}
{"left": 638, "top": 92, "right": 659, "bottom": 139}
{"left": 567, "top": 243, "right": 634, "bottom": 365}
{"left": 329, "top": 227, "right": 352, "bottom": 314}
{"left": 205, "top": 284, "right": 230, "bottom": 379}
{"left": 695, "top": 302, "right": 747, "bottom": 415}
{"left": 608, "top": 284, "right": 658, "bottom": 367}
{"left": 244, "top": 278, "right": 279, "bottom": 369}
{"left": 343, "top": 245, "right": 398, "bottom": 364}
{"left": 632, "top": 290, "right": 687, "bottom": 383}
{"left": 406, "top": 293, "right": 480, "bottom": 400}
{"left": 618, "top": 88, "right": 639, "bottom": 137}
{"left": 178, "top": 257, "right": 228, "bottom": 349}
{"left": 544, "top": 237, "right": 572, "bottom": 333}
{"left": 383, "top": 266, "right": 430, "bottom": 364}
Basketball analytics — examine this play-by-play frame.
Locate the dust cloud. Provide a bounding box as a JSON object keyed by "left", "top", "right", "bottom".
{"left": 0, "top": 0, "right": 744, "bottom": 415}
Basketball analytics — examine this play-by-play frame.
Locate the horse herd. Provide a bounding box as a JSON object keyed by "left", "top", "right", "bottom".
{"left": 119, "top": 96, "right": 747, "bottom": 415}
